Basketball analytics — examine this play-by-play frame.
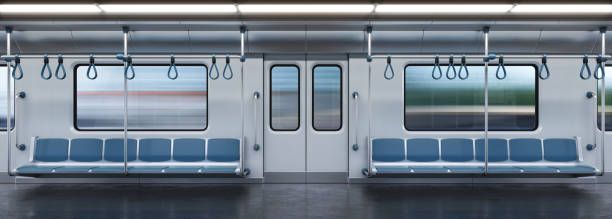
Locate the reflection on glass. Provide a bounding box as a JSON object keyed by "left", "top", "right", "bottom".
{"left": 404, "top": 65, "right": 537, "bottom": 131}
{"left": 271, "top": 65, "right": 300, "bottom": 131}
{"left": 0, "top": 67, "right": 14, "bottom": 130}
{"left": 76, "top": 65, "right": 207, "bottom": 130}
{"left": 313, "top": 65, "right": 342, "bottom": 131}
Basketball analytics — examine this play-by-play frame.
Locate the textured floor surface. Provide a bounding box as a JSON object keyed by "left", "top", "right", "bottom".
{"left": 0, "top": 183, "right": 611, "bottom": 219}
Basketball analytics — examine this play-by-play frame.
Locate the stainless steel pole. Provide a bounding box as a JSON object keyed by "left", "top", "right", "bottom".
{"left": 122, "top": 26, "right": 129, "bottom": 175}
{"left": 601, "top": 26, "right": 607, "bottom": 175}
{"left": 483, "top": 27, "right": 490, "bottom": 175}
{"left": 5, "top": 27, "right": 12, "bottom": 176}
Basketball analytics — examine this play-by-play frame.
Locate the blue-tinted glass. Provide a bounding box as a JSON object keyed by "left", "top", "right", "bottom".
{"left": 313, "top": 66, "right": 341, "bottom": 131}
{"left": 76, "top": 65, "right": 207, "bottom": 130}
{"left": 404, "top": 65, "right": 536, "bottom": 131}
{"left": 271, "top": 65, "right": 300, "bottom": 131}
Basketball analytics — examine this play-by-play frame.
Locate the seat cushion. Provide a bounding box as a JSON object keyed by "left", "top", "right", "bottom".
{"left": 509, "top": 138, "right": 543, "bottom": 162}
{"left": 90, "top": 166, "right": 126, "bottom": 174}
{"left": 35, "top": 138, "right": 69, "bottom": 162}
{"left": 70, "top": 138, "right": 103, "bottom": 162}
{"left": 517, "top": 166, "right": 558, "bottom": 174}
{"left": 475, "top": 138, "right": 508, "bottom": 162}
{"left": 207, "top": 138, "right": 240, "bottom": 162}
{"left": 486, "top": 166, "right": 523, "bottom": 174}
{"left": 441, "top": 138, "right": 474, "bottom": 162}
{"left": 375, "top": 166, "right": 412, "bottom": 174}
{"left": 446, "top": 166, "right": 483, "bottom": 174}
{"left": 409, "top": 166, "right": 449, "bottom": 173}
{"left": 17, "top": 165, "right": 61, "bottom": 174}
{"left": 164, "top": 166, "right": 204, "bottom": 174}
{"left": 543, "top": 139, "right": 578, "bottom": 162}
{"left": 104, "top": 139, "right": 137, "bottom": 162}
{"left": 406, "top": 138, "right": 439, "bottom": 162}
{"left": 53, "top": 166, "right": 96, "bottom": 173}
{"left": 204, "top": 166, "right": 237, "bottom": 174}
{"left": 128, "top": 166, "right": 168, "bottom": 174}
{"left": 173, "top": 139, "right": 206, "bottom": 162}
{"left": 372, "top": 138, "right": 405, "bottom": 162}
{"left": 553, "top": 165, "right": 596, "bottom": 174}
{"left": 139, "top": 138, "right": 172, "bottom": 162}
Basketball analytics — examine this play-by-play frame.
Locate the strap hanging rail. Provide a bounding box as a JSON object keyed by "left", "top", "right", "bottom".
{"left": 495, "top": 56, "right": 507, "bottom": 80}
{"left": 446, "top": 55, "right": 457, "bottom": 80}
{"left": 167, "top": 54, "right": 179, "bottom": 80}
{"left": 40, "top": 54, "right": 52, "bottom": 80}
{"left": 222, "top": 55, "right": 234, "bottom": 80}
{"left": 383, "top": 56, "right": 394, "bottom": 80}
{"left": 86, "top": 54, "right": 98, "bottom": 80}
{"left": 458, "top": 56, "right": 469, "bottom": 80}
{"left": 54, "top": 54, "right": 67, "bottom": 80}
{"left": 580, "top": 55, "right": 593, "bottom": 80}
{"left": 432, "top": 56, "right": 443, "bottom": 80}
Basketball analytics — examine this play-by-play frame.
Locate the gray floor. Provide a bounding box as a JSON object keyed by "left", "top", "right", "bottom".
{"left": 1, "top": 183, "right": 611, "bottom": 219}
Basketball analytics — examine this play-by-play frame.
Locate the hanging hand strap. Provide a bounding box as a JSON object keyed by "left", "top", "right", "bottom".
{"left": 580, "top": 55, "right": 592, "bottom": 80}
{"left": 458, "top": 56, "right": 469, "bottom": 80}
{"left": 446, "top": 56, "right": 457, "bottom": 80}
{"left": 222, "top": 55, "right": 234, "bottom": 80}
{"left": 383, "top": 56, "right": 395, "bottom": 80}
{"left": 495, "top": 56, "right": 507, "bottom": 80}
{"left": 54, "top": 54, "right": 67, "bottom": 80}
{"left": 594, "top": 55, "right": 607, "bottom": 80}
{"left": 124, "top": 56, "right": 135, "bottom": 80}
{"left": 11, "top": 55, "right": 23, "bottom": 80}
{"left": 432, "top": 56, "right": 443, "bottom": 80}
{"left": 209, "top": 56, "right": 220, "bottom": 80}
{"left": 167, "top": 55, "right": 179, "bottom": 80}
{"left": 40, "top": 54, "right": 52, "bottom": 80}
{"left": 538, "top": 55, "right": 551, "bottom": 80}
{"left": 86, "top": 54, "right": 98, "bottom": 80}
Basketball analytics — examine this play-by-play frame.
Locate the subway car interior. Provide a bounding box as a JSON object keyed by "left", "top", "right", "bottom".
{"left": 1, "top": 0, "right": 612, "bottom": 218}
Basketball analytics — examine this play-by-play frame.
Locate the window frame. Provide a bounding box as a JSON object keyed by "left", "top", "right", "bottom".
{"left": 73, "top": 63, "right": 209, "bottom": 132}
{"left": 269, "top": 64, "right": 301, "bottom": 131}
{"left": 0, "top": 64, "right": 14, "bottom": 131}
{"left": 311, "top": 64, "right": 343, "bottom": 131}
{"left": 403, "top": 63, "right": 539, "bottom": 132}
{"left": 598, "top": 64, "right": 612, "bottom": 131}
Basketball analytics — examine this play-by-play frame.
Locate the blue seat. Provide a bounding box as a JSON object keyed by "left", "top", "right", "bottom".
{"left": 34, "top": 138, "right": 69, "bottom": 162}
{"left": 16, "top": 166, "right": 61, "bottom": 174}
{"left": 517, "top": 166, "right": 558, "bottom": 173}
{"left": 90, "top": 166, "right": 126, "bottom": 174}
{"left": 475, "top": 139, "right": 508, "bottom": 162}
{"left": 509, "top": 138, "right": 542, "bottom": 162}
{"left": 204, "top": 166, "right": 238, "bottom": 174}
{"left": 372, "top": 138, "right": 405, "bottom": 162}
{"left": 70, "top": 138, "right": 103, "bottom": 162}
{"left": 207, "top": 138, "right": 240, "bottom": 162}
{"left": 104, "top": 139, "right": 137, "bottom": 162}
{"left": 53, "top": 166, "right": 95, "bottom": 173}
{"left": 139, "top": 138, "right": 171, "bottom": 162}
{"left": 164, "top": 167, "right": 204, "bottom": 174}
{"left": 409, "top": 166, "right": 450, "bottom": 173}
{"left": 446, "top": 166, "right": 483, "bottom": 174}
{"left": 486, "top": 166, "right": 523, "bottom": 173}
{"left": 543, "top": 138, "right": 578, "bottom": 162}
{"left": 173, "top": 138, "right": 205, "bottom": 162}
{"left": 375, "top": 166, "right": 413, "bottom": 174}
{"left": 554, "top": 166, "right": 596, "bottom": 174}
{"left": 406, "top": 138, "right": 439, "bottom": 162}
{"left": 129, "top": 166, "right": 168, "bottom": 174}
{"left": 441, "top": 138, "right": 474, "bottom": 162}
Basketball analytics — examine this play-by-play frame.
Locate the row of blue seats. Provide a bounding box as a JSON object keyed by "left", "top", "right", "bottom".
{"left": 16, "top": 138, "right": 241, "bottom": 175}
{"left": 371, "top": 138, "right": 597, "bottom": 175}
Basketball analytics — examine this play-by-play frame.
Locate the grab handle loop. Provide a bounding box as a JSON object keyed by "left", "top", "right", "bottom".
{"left": 594, "top": 55, "right": 607, "bottom": 80}
{"left": 445, "top": 56, "right": 457, "bottom": 80}
{"left": 209, "top": 56, "right": 220, "bottom": 80}
{"left": 11, "top": 55, "right": 24, "bottom": 80}
{"left": 458, "top": 56, "right": 469, "bottom": 80}
{"left": 167, "top": 55, "right": 179, "bottom": 80}
{"left": 222, "top": 55, "right": 234, "bottom": 80}
{"left": 54, "top": 54, "right": 67, "bottom": 80}
{"left": 123, "top": 56, "right": 135, "bottom": 80}
{"left": 86, "top": 54, "right": 98, "bottom": 80}
{"left": 580, "top": 55, "right": 592, "bottom": 80}
{"left": 495, "top": 56, "right": 507, "bottom": 80}
{"left": 40, "top": 54, "right": 52, "bottom": 80}
{"left": 431, "top": 56, "right": 443, "bottom": 80}
{"left": 538, "top": 55, "right": 551, "bottom": 80}
{"left": 383, "top": 56, "right": 395, "bottom": 80}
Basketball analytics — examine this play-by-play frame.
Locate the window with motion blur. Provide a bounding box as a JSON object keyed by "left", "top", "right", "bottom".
{"left": 75, "top": 64, "right": 208, "bottom": 131}
{"left": 404, "top": 65, "right": 537, "bottom": 131}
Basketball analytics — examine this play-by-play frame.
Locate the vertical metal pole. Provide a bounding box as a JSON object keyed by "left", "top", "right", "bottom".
{"left": 366, "top": 25, "right": 373, "bottom": 176}
{"left": 5, "top": 27, "right": 12, "bottom": 175}
{"left": 239, "top": 26, "right": 246, "bottom": 176}
{"left": 122, "top": 26, "right": 129, "bottom": 175}
{"left": 483, "top": 27, "right": 490, "bottom": 175}
{"left": 601, "top": 26, "right": 607, "bottom": 174}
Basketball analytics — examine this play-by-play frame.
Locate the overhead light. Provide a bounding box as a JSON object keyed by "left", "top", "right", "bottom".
{"left": 511, "top": 4, "right": 612, "bottom": 14}
{"left": 238, "top": 4, "right": 374, "bottom": 14}
{"left": 0, "top": 4, "right": 101, "bottom": 14}
{"left": 99, "top": 4, "right": 237, "bottom": 14}
{"left": 375, "top": 4, "right": 514, "bottom": 14}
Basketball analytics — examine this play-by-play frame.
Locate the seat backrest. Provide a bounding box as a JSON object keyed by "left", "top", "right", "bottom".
{"left": 441, "top": 138, "right": 473, "bottom": 162}
{"left": 406, "top": 138, "right": 439, "bottom": 162}
{"left": 372, "top": 138, "right": 405, "bottom": 162}
{"left": 543, "top": 138, "right": 578, "bottom": 162}
{"left": 139, "top": 138, "right": 171, "bottom": 162}
{"left": 104, "top": 138, "right": 137, "bottom": 162}
{"left": 70, "top": 138, "right": 103, "bottom": 162}
{"left": 207, "top": 138, "right": 240, "bottom": 162}
{"left": 475, "top": 139, "right": 508, "bottom": 162}
{"left": 173, "top": 138, "right": 206, "bottom": 162}
{"left": 509, "top": 138, "right": 542, "bottom": 162}
{"left": 35, "top": 138, "right": 69, "bottom": 162}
